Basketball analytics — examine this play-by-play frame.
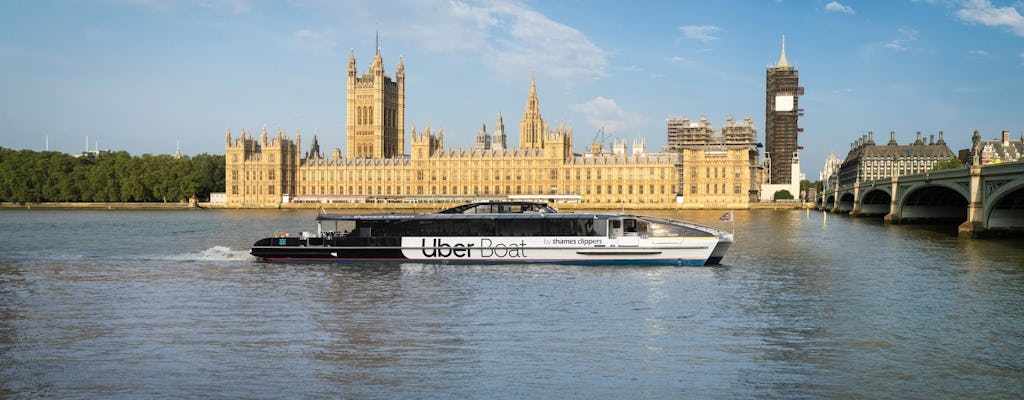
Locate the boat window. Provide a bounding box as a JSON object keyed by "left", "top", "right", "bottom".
{"left": 451, "top": 218, "right": 496, "bottom": 236}
{"left": 623, "top": 219, "right": 637, "bottom": 233}
{"left": 544, "top": 218, "right": 578, "bottom": 236}
{"left": 611, "top": 220, "right": 621, "bottom": 229}
{"left": 643, "top": 218, "right": 715, "bottom": 237}
{"left": 496, "top": 218, "right": 543, "bottom": 236}
{"left": 408, "top": 220, "right": 451, "bottom": 236}
{"left": 637, "top": 221, "right": 650, "bottom": 238}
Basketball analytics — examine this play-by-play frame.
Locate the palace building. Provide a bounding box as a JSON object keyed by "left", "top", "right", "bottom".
{"left": 668, "top": 115, "right": 761, "bottom": 208}
{"left": 225, "top": 48, "right": 686, "bottom": 207}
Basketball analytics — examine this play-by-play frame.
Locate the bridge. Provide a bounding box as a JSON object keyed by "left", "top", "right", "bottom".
{"left": 817, "top": 162, "right": 1024, "bottom": 237}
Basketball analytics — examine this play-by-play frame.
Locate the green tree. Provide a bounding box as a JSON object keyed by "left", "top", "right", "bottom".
{"left": 931, "top": 157, "right": 965, "bottom": 171}
{"left": 0, "top": 149, "right": 227, "bottom": 203}
{"left": 774, "top": 189, "right": 795, "bottom": 200}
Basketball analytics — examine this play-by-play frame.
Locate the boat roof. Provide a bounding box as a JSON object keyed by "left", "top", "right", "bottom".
{"left": 315, "top": 211, "right": 620, "bottom": 222}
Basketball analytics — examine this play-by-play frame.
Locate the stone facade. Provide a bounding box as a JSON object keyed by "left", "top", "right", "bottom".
{"left": 346, "top": 48, "right": 404, "bottom": 159}
{"left": 834, "top": 130, "right": 956, "bottom": 187}
{"left": 668, "top": 116, "right": 760, "bottom": 208}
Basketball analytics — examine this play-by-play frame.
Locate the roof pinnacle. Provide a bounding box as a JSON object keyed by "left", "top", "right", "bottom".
{"left": 777, "top": 35, "right": 790, "bottom": 68}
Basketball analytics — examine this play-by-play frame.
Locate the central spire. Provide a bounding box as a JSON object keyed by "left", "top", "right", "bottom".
{"left": 777, "top": 35, "right": 790, "bottom": 68}
{"left": 519, "top": 73, "right": 545, "bottom": 150}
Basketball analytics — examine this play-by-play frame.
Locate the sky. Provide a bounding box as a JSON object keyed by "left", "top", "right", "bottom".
{"left": 1, "top": 0, "right": 1023, "bottom": 179}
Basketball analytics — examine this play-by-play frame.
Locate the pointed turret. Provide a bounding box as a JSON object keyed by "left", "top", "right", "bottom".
{"left": 492, "top": 113, "right": 507, "bottom": 151}
{"left": 475, "top": 122, "right": 491, "bottom": 151}
{"left": 519, "top": 73, "right": 545, "bottom": 150}
{"left": 370, "top": 31, "right": 384, "bottom": 76}
{"left": 307, "top": 135, "right": 321, "bottom": 160}
{"left": 348, "top": 49, "right": 356, "bottom": 77}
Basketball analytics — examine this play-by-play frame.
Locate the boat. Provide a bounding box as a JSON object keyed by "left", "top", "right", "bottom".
{"left": 250, "top": 202, "right": 733, "bottom": 266}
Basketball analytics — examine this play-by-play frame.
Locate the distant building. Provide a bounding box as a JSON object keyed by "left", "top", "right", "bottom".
{"left": 819, "top": 151, "right": 842, "bottom": 195}
{"left": 76, "top": 149, "right": 112, "bottom": 159}
{"left": 836, "top": 131, "right": 955, "bottom": 187}
{"left": 959, "top": 130, "right": 1024, "bottom": 166}
{"left": 209, "top": 192, "right": 227, "bottom": 203}
{"left": 669, "top": 115, "right": 760, "bottom": 208}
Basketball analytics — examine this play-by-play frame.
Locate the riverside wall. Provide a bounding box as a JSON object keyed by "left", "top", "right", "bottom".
{"left": 1, "top": 201, "right": 812, "bottom": 212}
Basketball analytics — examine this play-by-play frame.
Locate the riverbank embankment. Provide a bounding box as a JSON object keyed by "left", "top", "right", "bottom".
{"left": 1, "top": 201, "right": 813, "bottom": 211}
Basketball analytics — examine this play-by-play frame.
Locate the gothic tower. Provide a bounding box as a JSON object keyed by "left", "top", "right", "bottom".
{"left": 475, "top": 123, "right": 491, "bottom": 151}
{"left": 346, "top": 43, "right": 405, "bottom": 159}
{"left": 519, "top": 74, "right": 545, "bottom": 150}
{"left": 492, "top": 113, "right": 507, "bottom": 151}
{"left": 765, "top": 36, "right": 802, "bottom": 185}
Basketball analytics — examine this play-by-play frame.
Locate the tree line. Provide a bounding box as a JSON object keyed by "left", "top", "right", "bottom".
{"left": 0, "top": 148, "right": 224, "bottom": 204}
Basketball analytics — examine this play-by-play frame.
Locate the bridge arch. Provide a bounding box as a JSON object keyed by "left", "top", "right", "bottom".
{"left": 985, "top": 177, "right": 1024, "bottom": 231}
{"left": 898, "top": 183, "right": 969, "bottom": 223}
{"left": 835, "top": 192, "right": 855, "bottom": 214}
{"left": 824, "top": 194, "right": 836, "bottom": 211}
{"left": 858, "top": 187, "right": 891, "bottom": 216}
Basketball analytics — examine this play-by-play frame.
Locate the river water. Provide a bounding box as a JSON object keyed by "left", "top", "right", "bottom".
{"left": 0, "top": 209, "right": 1021, "bottom": 399}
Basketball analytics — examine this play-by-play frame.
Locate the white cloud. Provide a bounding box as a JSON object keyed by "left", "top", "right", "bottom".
{"left": 669, "top": 56, "right": 693, "bottom": 65}
{"left": 1020, "top": 51, "right": 1024, "bottom": 65}
{"left": 396, "top": 1, "right": 608, "bottom": 84}
{"left": 825, "top": 1, "right": 855, "bottom": 14}
{"left": 884, "top": 28, "right": 919, "bottom": 52}
{"left": 569, "top": 96, "right": 644, "bottom": 135}
{"left": 956, "top": 0, "right": 1024, "bottom": 36}
{"left": 678, "top": 25, "right": 721, "bottom": 42}
{"left": 292, "top": 28, "right": 336, "bottom": 53}
{"left": 967, "top": 49, "right": 989, "bottom": 57}
{"left": 117, "top": 0, "right": 250, "bottom": 14}
{"left": 198, "top": 0, "right": 249, "bottom": 14}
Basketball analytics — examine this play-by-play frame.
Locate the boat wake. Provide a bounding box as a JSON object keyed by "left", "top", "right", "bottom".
{"left": 0, "top": 246, "right": 256, "bottom": 263}
{"left": 169, "top": 246, "right": 256, "bottom": 262}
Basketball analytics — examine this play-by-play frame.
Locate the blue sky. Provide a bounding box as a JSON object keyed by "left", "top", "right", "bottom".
{"left": 2, "top": 0, "right": 1022, "bottom": 179}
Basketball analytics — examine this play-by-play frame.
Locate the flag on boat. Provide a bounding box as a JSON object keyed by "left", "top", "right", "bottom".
{"left": 317, "top": 207, "right": 326, "bottom": 216}
{"left": 719, "top": 211, "right": 733, "bottom": 222}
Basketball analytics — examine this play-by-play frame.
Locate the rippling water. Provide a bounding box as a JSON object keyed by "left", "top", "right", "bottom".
{"left": 1, "top": 209, "right": 1021, "bottom": 399}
